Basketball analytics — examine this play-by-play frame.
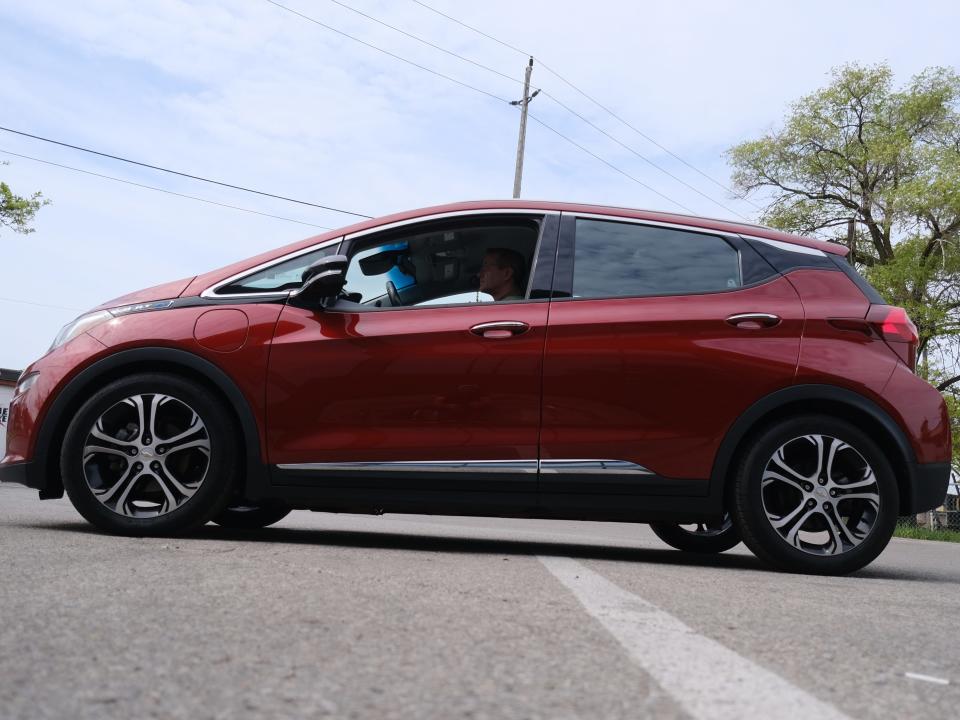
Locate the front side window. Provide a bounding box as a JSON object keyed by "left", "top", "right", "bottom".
{"left": 217, "top": 242, "right": 341, "bottom": 295}
{"left": 573, "top": 219, "right": 740, "bottom": 298}
{"left": 340, "top": 219, "right": 541, "bottom": 308}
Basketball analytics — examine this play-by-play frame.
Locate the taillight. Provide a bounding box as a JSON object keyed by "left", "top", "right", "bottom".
{"left": 866, "top": 305, "right": 918, "bottom": 370}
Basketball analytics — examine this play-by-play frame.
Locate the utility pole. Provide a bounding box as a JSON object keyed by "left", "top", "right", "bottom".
{"left": 511, "top": 57, "right": 539, "bottom": 199}
{"left": 847, "top": 218, "right": 856, "bottom": 265}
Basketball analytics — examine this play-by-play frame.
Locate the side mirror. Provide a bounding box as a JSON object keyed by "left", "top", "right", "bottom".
{"left": 290, "top": 254, "right": 349, "bottom": 306}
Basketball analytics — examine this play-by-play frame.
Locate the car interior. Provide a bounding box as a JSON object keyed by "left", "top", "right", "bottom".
{"left": 337, "top": 219, "right": 540, "bottom": 308}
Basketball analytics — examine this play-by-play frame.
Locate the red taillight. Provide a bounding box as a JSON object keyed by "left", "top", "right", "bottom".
{"left": 866, "top": 305, "right": 918, "bottom": 369}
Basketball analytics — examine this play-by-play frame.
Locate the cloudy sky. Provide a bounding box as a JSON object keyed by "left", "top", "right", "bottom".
{"left": 1, "top": 0, "right": 958, "bottom": 369}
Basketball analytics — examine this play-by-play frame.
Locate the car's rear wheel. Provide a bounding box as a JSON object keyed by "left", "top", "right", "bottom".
{"left": 211, "top": 503, "right": 291, "bottom": 529}
{"left": 649, "top": 514, "right": 740, "bottom": 553}
{"left": 732, "top": 415, "right": 898, "bottom": 575}
{"left": 61, "top": 373, "right": 237, "bottom": 535}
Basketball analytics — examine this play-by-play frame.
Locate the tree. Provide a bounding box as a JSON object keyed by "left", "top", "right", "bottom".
{"left": 0, "top": 161, "right": 49, "bottom": 236}
{"left": 727, "top": 63, "right": 960, "bottom": 385}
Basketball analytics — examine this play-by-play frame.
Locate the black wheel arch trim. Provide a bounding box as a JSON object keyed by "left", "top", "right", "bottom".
{"left": 709, "top": 383, "right": 935, "bottom": 515}
{"left": 28, "top": 346, "right": 267, "bottom": 500}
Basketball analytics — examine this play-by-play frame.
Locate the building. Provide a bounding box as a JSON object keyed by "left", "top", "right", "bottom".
{"left": 0, "top": 369, "right": 20, "bottom": 455}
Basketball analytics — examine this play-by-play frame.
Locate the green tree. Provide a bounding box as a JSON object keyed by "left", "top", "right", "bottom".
{"left": 1, "top": 161, "right": 49, "bottom": 236}
{"left": 727, "top": 63, "right": 960, "bottom": 387}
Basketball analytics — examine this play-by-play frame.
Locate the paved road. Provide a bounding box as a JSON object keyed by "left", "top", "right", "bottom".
{"left": 1, "top": 483, "right": 957, "bottom": 720}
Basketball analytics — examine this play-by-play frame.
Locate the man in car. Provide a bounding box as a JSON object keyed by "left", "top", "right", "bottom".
{"left": 478, "top": 248, "right": 525, "bottom": 301}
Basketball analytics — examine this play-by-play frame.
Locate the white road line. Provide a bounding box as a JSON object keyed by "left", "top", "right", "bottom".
{"left": 904, "top": 672, "right": 950, "bottom": 685}
{"left": 539, "top": 556, "right": 853, "bottom": 720}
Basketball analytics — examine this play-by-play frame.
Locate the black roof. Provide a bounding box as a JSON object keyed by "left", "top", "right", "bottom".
{"left": 0, "top": 368, "right": 22, "bottom": 383}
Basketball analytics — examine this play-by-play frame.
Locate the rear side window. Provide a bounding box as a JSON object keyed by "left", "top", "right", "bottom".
{"left": 217, "top": 243, "right": 341, "bottom": 295}
{"left": 573, "top": 219, "right": 741, "bottom": 298}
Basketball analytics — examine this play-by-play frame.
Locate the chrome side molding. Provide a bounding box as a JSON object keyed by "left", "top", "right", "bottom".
{"left": 277, "top": 459, "right": 653, "bottom": 475}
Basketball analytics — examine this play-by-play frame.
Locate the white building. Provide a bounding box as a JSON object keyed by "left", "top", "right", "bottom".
{"left": 0, "top": 369, "right": 19, "bottom": 456}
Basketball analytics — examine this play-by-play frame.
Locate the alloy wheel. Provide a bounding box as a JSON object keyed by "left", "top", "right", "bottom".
{"left": 81, "top": 393, "right": 211, "bottom": 518}
{"left": 761, "top": 434, "right": 880, "bottom": 556}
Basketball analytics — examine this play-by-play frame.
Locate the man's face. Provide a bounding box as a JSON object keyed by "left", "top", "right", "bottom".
{"left": 478, "top": 253, "right": 511, "bottom": 294}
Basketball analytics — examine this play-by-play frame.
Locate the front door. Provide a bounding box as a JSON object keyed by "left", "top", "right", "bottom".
{"left": 265, "top": 212, "right": 559, "bottom": 493}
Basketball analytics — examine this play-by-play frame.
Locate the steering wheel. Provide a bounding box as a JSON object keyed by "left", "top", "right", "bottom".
{"left": 386, "top": 280, "right": 402, "bottom": 307}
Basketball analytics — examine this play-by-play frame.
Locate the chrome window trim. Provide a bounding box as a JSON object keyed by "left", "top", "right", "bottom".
{"left": 341, "top": 208, "right": 556, "bottom": 243}
{"left": 201, "top": 236, "right": 344, "bottom": 299}
{"left": 565, "top": 211, "right": 742, "bottom": 241}
{"left": 739, "top": 234, "right": 828, "bottom": 257}
{"left": 276, "top": 458, "right": 653, "bottom": 475}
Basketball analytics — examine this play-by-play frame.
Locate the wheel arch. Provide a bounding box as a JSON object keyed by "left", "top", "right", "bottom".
{"left": 711, "top": 384, "right": 916, "bottom": 516}
{"left": 34, "top": 347, "right": 266, "bottom": 500}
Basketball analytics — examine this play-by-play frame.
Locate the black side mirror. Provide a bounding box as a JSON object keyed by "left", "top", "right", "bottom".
{"left": 290, "top": 254, "right": 349, "bottom": 306}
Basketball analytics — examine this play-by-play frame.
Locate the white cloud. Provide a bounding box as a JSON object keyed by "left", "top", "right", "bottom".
{"left": 0, "top": 0, "right": 958, "bottom": 368}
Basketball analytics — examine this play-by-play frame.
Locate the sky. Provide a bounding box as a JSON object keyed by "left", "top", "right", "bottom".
{"left": 1, "top": 0, "right": 959, "bottom": 370}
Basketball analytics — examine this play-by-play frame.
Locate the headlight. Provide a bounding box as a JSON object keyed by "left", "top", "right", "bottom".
{"left": 49, "top": 310, "right": 113, "bottom": 352}
{"left": 14, "top": 371, "right": 39, "bottom": 398}
{"left": 48, "top": 299, "right": 175, "bottom": 353}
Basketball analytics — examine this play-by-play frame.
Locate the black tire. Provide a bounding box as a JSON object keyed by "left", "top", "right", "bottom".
{"left": 650, "top": 516, "right": 740, "bottom": 553}
{"left": 61, "top": 373, "right": 238, "bottom": 536}
{"left": 732, "top": 414, "right": 898, "bottom": 575}
{"left": 211, "top": 503, "right": 291, "bottom": 529}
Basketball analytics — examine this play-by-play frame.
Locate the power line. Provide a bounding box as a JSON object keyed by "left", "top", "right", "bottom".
{"left": 263, "top": 0, "right": 511, "bottom": 105}
{"left": 537, "top": 90, "right": 749, "bottom": 219}
{"left": 325, "top": 0, "right": 522, "bottom": 88}
{"left": 526, "top": 114, "right": 696, "bottom": 214}
{"left": 0, "top": 126, "right": 372, "bottom": 219}
{"left": 0, "top": 295, "right": 85, "bottom": 312}
{"left": 0, "top": 149, "right": 332, "bottom": 229}
{"left": 408, "top": 0, "right": 761, "bottom": 210}
{"left": 323, "top": 0, "right": 744, "bottom": 218}
{"left": 264, "top": 0, "right": 693, "bottom": 213}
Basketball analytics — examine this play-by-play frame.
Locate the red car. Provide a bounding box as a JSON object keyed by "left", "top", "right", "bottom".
{"left": 0, "top": 200, "right": 950, "bottom": 574}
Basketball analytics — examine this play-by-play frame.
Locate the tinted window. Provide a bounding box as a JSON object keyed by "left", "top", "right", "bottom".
{"left": 217, "top": 243, "right": 340, "bottom": 294}
{"left": 573, "top": 219, "right": 740, "bottom": 298}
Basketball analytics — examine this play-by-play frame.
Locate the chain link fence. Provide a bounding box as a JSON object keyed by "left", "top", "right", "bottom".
{"left": 897, "top": 469, "right": 960, "bottom": 531}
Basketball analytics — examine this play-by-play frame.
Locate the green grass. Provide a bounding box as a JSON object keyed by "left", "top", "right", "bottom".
{"left": 894, "top": 524, "right": 960, "bottom": 543}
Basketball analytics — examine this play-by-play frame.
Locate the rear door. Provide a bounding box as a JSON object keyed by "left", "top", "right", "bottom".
{"left": 540, "top": 213, "right": 804, "bottom": 497}
{"left": 265, "top": 211, "right": 560, "bottom": 493}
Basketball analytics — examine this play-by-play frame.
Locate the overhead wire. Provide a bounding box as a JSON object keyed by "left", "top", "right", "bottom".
{"left": 317, "top": 0, "right": 744, "bottom": 218}
{"left": 263, "top": 0, "right": 694, "bottom": 214}
{"left": 408, "top": 0, "right": 762, "bottom": 210}
{"left": 0, "top": 125, "right": 371, "bottom": 219}
{"left": 0, "top": 149, "right": 333, "bottom": 229}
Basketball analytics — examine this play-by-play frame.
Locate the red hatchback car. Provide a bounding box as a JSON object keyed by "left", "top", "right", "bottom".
{"left": 1, "top": 200, "right": 950, "bottom": 574}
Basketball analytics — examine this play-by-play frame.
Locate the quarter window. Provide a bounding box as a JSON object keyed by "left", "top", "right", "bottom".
{"left": 217, "top": 243, "right": 341, "bottom": 295}
{"left": 573, "top": 219, "right": 741, "bottom": 298}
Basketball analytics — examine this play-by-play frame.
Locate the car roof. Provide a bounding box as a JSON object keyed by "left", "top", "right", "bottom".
{"left": 183, "top": 199, "right": 848, "bottom": 297}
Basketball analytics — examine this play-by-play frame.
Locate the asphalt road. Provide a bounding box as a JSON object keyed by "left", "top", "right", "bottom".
{"left": 1, "top": 483, "right": 958, "bottom": 720}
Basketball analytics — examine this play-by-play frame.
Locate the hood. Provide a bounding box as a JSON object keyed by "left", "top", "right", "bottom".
{"left": 91, "top": 276, "right": 196, "bottom": 312}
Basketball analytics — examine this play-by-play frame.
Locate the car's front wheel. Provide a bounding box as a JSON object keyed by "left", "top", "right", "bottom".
{"left": 732, "top": 415, "right": 898, "bottom": 575}
{"left": 61, "top": 373, "right": 238, "bottom": 535}
{"left": 649, "top": 514, "right": 740, "bottom": 553}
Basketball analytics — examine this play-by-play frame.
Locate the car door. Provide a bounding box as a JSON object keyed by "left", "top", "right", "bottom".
{"left": 265, "top": 211, "right": 559, "bottom": 493}
{"left": 540, "top": 212, "right": 804, "bottom": 497}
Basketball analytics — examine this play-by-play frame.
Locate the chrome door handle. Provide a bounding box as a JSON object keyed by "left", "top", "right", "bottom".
{"left": 470, "top": 321, "right": 530, "bottom": 339}
{"left": 726, "top": 313, "right": 781, "bottom": 329}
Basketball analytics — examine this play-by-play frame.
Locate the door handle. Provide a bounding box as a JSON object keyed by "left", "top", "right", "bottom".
{"left": 470, "top": 321, "right": 530, "bottom": 339}
{"left": 726, "top": 313, "right": 781, "bottom": 329}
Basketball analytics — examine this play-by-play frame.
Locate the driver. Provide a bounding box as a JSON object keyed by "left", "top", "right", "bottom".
{"left": 478, "top": 248, "right": 525, "bottom": 301}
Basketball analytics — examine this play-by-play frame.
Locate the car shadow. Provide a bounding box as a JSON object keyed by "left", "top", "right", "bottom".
{"left": 21, "top": 519, "right": 960, "bottom": 583}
